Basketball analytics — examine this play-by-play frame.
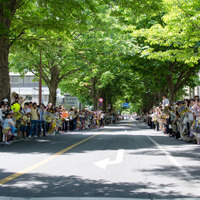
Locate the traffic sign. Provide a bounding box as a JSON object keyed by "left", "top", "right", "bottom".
{"left": 99, "top": 98, "right": 103, "bottom": 103}
{"left": 123, "top": 103, "right": 130, "bottom": 108}
{"left": 99, "top": 102, "right": 103, "bottom": 107}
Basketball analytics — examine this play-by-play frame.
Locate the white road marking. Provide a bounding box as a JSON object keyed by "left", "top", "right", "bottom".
{"left": 147, "top": 136, "right": 194, "bottom": 179}
{"left": 94, "top": 149, "right": 124, "bottom": 170}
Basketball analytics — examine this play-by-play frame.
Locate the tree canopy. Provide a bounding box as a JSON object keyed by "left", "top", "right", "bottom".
{"left": 2, "top": 0, "right": 200, "bottom": 112}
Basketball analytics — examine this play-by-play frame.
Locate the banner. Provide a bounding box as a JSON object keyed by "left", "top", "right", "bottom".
{"left": 13, "top": 112, "right": 22, "bottom": 120}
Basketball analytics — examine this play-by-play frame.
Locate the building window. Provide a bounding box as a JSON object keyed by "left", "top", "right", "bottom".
{"left": 24, "top": 76, "right": 35, "bottom": 84}
{"left": 10, "top": 76, "right": 24, "bottom": 84}
{"left": 24, "top": 76, "right": 30, "bottom": 84}
{"left": 10, "top": 76, "right": 19, "bottom": 84}
{"left": 25, "top": 77, "right": 30, "bottom": 84}
{"left": 65, "top": 97, "right": 78, "bottom": 106}
{"left": 19, "top": 77, "right": 23, "bottom": 84}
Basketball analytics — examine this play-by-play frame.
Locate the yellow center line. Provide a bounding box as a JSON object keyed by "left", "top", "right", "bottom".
{"left": 0, "top": 132, "right": 101, "bottom": 186}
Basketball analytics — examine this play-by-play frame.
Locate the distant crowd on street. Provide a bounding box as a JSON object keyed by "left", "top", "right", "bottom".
{"left": 0, "top": 92, "right": 120, "bottom": 145}
{"left": 139, "top": 95, "right": 200, "bottom": 145}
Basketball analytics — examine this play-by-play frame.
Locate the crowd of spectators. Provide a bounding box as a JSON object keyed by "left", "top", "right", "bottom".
{"left": 0, "top": 93, "right": 119, "bottom": 145}
{"left": 140, "top": 95, "right": 200, "bottom": 145}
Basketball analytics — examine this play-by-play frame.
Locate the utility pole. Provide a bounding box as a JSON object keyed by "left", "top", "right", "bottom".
{"left": 39, "top": 50, "right": 42, "bottom": 104}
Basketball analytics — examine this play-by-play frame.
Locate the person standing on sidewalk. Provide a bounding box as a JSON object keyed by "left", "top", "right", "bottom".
{"left": 61, "top": 109, "right": 69, "bottom": 132}
{"left": 22, "top": 102, "right": 31, "bottom": 114}
{"left": 19, "top": 112, "right": 31, "bottom": 140}
{"left": 69, "top": 109, "right": 74, "bottom": 131}
{"left": 29, "top": 103, "right": 39, "bottom": 138}
{"left": 38, "top": 104, "right": 46, "bottom": 137}
{"left": 162, "top": 95, "right": 169, "bottom": 109}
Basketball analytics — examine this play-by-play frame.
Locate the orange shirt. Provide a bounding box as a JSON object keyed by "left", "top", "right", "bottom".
{"left": 62, "top": 112, "right": 68, "bottom": 118}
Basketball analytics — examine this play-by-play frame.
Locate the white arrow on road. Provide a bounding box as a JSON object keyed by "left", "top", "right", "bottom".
{"left": 94, "top": 149, "right": 124, "bottom": 170}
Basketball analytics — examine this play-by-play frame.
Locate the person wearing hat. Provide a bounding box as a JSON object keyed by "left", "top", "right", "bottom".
{"left": 2, "top": 98, "right": 9, "bottom": 103}
{"left": 1, "top": 98, "right": 9, "bottom": 111}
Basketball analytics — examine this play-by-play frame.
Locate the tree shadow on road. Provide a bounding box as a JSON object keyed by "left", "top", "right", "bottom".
{"left": 0, "top": 170, "right": 198, "bottom": 199}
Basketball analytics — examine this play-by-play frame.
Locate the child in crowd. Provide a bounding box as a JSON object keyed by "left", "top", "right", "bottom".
{"left": 51, "top": 109, "right": 57, "bottom": 135}
{"left": 8, "top": 111, "right": 17, "bottom": 136}
{"left": 77, "top": 118, "right": 82, "bottom": 130}
{"left": 61, "top": 109, "right": 68, "bottom": 132}
{"left": 45, "top": 108, "right": 52, "bottom": 135}
{"left": 2, "top": 113, "right": 13, "bottom": 145}
{"left": 5, "top": 106, "right": 12, "bottom": 115}
{"left": 19, "top": 112, "right": 31, "bottom": 140}
{"left": 85, "top": 117, "right": 90, "bottom": 129}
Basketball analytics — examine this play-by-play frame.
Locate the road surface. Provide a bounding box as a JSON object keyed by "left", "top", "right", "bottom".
{"left": 0, "top": 120, "right": 200, "bottom": 200}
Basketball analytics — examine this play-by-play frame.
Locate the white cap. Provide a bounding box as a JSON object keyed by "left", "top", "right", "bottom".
{"left": 3, "top": 98, "right": 8, "bottom": 102}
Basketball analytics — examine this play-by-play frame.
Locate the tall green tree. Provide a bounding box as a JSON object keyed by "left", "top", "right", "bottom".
{"left": 59, "top": 5, "right": 135, "bottom": 110}
{"left": 130, "top": 0, "right": 200, "bottom": 102}
{"left": 0, "top": 0, "right": 102, "bottom": 100}
{"left": 10, "top": 32, "right": 82, "bottom": 105}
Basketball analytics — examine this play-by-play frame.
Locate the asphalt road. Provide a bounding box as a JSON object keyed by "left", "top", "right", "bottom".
{"left": 0, "top": 120, "right": 200, "bottom": 200}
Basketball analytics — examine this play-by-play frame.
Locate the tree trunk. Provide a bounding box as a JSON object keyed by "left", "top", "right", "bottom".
{"left": 49, "top": 84, "right": 57, "bottom": 106}
{"left": 90, "top": 76, "right": 102, "bottom": 110}
{"left": 0, "top": 1, "right": 21, "bottom": 101}
{"left": 0, "top": 39, "right": 10, "bottom": 101}
{"left": 166, "top": 74, "right": 175, "bottom": 103}
{"left": 165, "top": 63, "right": 176, "bottom": 103}
{"left": 102, "top": 94, "right": 107, "bottom": 111}
{"left": 91, "top": 77, "right": 96, "bottom": 110}
{"left": 95, "top": 77, "right": 101, "bottom": 110}
{"left": 93, "top": 97, "right": 98, "bottom": 110}
{"left": 48, "top": 65, "right": 59, "bottom": 106}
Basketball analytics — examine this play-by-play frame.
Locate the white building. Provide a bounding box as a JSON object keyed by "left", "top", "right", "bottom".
{"left": 184, "top": 73, "right": 200, "bottom": 99}
{"left": 10, "top": 73, "right": 80, "bottom": 107}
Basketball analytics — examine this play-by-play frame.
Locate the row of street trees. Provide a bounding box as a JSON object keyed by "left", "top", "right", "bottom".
{"left": 1, "top": 0, "right": 200, "bottom": 112}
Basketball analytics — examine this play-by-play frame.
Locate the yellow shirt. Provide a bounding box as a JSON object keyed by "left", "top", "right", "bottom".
{"left": 45, "top": 112, "right": 52, "bottom": 123}
{"left": 31, "top": 108, "right": 38, "bottom": 120}
{"left": 21, "top": 116, "right": 28, "bottom": 126}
